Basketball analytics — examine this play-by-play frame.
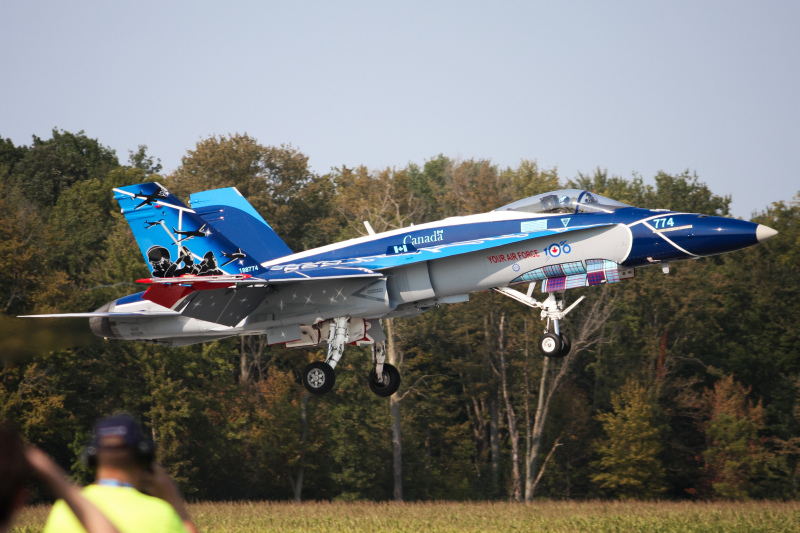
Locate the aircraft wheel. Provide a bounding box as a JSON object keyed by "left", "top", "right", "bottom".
{"left": 554, "top": 333, "right": 571, "bottom": 358}
{"left": 539, "top": 333, "right": 562, "bottom": 357}
{"left": 368, "top": 363, "right": 401, "bottom": 397}
{"left": 303, "top": 362, "right": 336, "bottom": 395}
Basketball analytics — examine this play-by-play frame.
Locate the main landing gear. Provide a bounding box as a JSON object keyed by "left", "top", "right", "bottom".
{"left": 367, "top": 341, "right": 401, "bottom": 397}
{"left": 494, "top": 287, "right": 583, "bottom": 359}
{"left": 301, "top": 317, "right": 401, "bottom": 397}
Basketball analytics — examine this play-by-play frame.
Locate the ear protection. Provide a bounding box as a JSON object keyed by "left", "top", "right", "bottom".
{"left": 82, "top": 443, "right": 98, "bottom": 469}
{"left": 82, "top": 438, "right": 155, "bottom": 469}
{"left": 82, "top": 415, "right": 156, "bottom": 470}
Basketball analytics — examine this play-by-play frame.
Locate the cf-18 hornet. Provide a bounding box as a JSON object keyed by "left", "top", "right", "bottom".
{"left": 23, "top": 183, "right": 777, "bottom": 397}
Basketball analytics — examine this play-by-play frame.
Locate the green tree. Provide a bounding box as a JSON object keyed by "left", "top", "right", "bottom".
{"left": 591, "top": 379, "right": 665, "bottom": 498}
{"left": 12, "top": 129, "right": 119, "bottom": 207}
{"left": 128, "top": 145, "right": 162, "bottom": 176}
{"left": 0, "top": 136, "right": 28, "bottom": 186}
{"left": 0, "top": 187, "right": 45, "bottom": 313}
{"left": 701, "top": 374, "right": 777, "bottom": 499}
{"left": 503, "top": 159, "right": 561, "bottom": 200}
{"left": 573, "top": 168, "right": 730, "bottom": 215}
{"left": 167, "top": 134, "right": 336, "bottom": 251}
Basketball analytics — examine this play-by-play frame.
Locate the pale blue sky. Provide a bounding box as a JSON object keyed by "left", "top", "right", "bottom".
{"left": 1, "top": 1, "right": 797, "bottom": 219}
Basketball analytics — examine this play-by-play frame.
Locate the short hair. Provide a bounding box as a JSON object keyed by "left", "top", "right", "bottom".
{"left": 0, "top": 421, "right": 32, "bottom": 525}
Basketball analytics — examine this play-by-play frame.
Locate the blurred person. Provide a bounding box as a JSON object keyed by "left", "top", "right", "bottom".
{"left": 0, "top": 421, "right": 119, "bottom": 533}
{"left": 43, "top": 414, "right": 197, "bottom": 533}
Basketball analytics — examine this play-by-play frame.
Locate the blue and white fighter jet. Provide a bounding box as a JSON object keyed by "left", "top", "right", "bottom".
{"left": 23, "top": 183, "right": 778, "bottom": 397}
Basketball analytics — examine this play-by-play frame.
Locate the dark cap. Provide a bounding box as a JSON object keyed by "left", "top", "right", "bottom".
{"left": 93, "top": 414, "right": 146, "bottom": 449}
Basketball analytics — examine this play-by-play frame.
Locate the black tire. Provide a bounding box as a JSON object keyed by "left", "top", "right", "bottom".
{"left": 539, "top": 333, "right": 562, "bottom": 357}
{"left": 554, "top": 332, "right": 571, "bottom": 358}
{"left": 302, "top": 362, "right": 336, "bottom": 395}
{"left": 368, "top": 363, "right": 401, "bottom": 397}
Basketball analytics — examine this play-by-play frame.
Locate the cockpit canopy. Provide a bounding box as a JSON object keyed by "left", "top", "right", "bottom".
{"left": 495, "top": 189, "right": 631, "bottom": 215}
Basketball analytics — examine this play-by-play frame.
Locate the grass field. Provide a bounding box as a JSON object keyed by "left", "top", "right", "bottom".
{"left": 12, "top": 500, "right": 800, "bottom": 532}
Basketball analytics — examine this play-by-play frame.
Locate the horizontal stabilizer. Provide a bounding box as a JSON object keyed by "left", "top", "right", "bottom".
{"left": 137, "top": 274, "right": 260, "bottom": 285}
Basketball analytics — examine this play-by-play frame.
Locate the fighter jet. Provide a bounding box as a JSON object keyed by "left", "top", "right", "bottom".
{"left": 220, "top": 248, "right": 247, "bottom": 267}
{"left": 22, "top": 183, "right": 778, "bottom": 398}
{"left": 132, "top": 187, "right": 168, "bottom": 210}
{"left": 173, "top": 223, "right": 210, "bottom": 243}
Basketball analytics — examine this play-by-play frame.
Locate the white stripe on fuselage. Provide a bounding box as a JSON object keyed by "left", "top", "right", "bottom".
{"left": 626, "top": 213, "right": 698, "bottom": 258}
{"left": 641, "top": 221, "right": 698, "bottom": 257}
{"left": 625, "top": 212, "right": 690, "bottom": 228}
{"left": 259, "top": 211, "right": 566, "bottom": 268}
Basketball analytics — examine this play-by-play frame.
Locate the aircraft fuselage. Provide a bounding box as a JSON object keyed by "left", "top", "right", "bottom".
{"left": 89, "top": 204, "right": 771, "bottom": 347}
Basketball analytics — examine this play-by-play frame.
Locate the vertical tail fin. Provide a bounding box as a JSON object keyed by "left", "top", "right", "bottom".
{"left": 189, "top": 187, "right": 293, "bottom": 263}
{"left": 114, "top": 183, "right": 263, "bottom": 278}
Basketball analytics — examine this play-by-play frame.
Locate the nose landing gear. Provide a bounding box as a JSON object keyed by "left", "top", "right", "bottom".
{"left": 495, "top": 287, "right": 583, "bottom": 359}
{"left": 539, "top": 331, "right": 571, "bottom": 358}
{"left": 539, "top": 332, "right": 562, "bottom": 357}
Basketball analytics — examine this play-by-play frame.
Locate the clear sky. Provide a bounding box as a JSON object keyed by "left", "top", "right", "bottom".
{"left": 1, "top": 1, "right": 797, "bottom": 219}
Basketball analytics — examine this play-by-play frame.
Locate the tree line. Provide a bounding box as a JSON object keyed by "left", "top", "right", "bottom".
{"left": 1, "top": 129, "right": 799, "bottom": 502}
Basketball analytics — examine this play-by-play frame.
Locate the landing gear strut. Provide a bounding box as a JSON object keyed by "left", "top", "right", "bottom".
{"left": 301, "top": 318, "right": 402, "bottom": 396}
{"left": 368, "top": 341, "right": 401, "bottom": 397}
{"left": 495, "top": 287, "right": 583, "bottom": 359}
{"left": 302, "top": 316, "right": 349, "bottom": 396}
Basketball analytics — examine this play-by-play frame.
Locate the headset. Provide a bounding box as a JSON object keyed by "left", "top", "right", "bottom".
{"left": 82, "top": 439, "right": 156, "bottom": 470}
{"left": 82, "top": 417, "right": 156, "bottom": 470}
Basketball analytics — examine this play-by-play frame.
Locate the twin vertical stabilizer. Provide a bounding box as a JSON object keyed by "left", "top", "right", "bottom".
{"left": 114, "top": 183, "right": 265, "bottom": 278}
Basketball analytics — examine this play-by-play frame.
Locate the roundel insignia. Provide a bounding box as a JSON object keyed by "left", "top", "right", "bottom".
{"left": 549, "top": 244, "right": 561, "bottom": 257}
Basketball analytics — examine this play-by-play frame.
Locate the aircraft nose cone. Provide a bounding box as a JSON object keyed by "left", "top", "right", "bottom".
{"left": 756, "top": 224, "right": 778, "bottom": 242}
{"left": 675, "top": 216, "right": 766, "bottom": 257}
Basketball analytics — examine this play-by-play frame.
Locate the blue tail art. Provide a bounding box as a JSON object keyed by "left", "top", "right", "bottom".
{"left": 114, "top": 183, "right": 263, "bottom": 278}
{"left": 189, "top": 187, "right": 293, "bottom": 263}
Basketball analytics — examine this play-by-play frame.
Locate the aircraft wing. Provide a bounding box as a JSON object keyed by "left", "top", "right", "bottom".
{"left": 136, "top": 267, "right": 383, "bottom": 286}
{"left": 266, "top": 223, "right": 618, "bottom": 274}
{"left": 19, "top": 311, "right": 181, "bottom": 318}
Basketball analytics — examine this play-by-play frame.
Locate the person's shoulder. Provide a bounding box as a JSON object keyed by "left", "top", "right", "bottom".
{"left": 82, "top": 485, "right": 185, "bottom": 531}
{"left": 86, "top": 484, "right": 173, "bottom": 510}
{"left": 127, "top": 491, "right": 186, "bottom": 532}
{"left": 43, "top": 498, "right": 83, "bottom": 533}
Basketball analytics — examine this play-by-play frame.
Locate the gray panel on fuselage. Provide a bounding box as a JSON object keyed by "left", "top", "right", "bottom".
{"left": 243, "top": 277, "right": 391, "bottom": 328}
{"left": 179, "top": 286, "right": 270, "bottom": 327}
{"left": 386, "top": 261, "right": 436, "bottom": 306}
{"left": 427, "top": 224, "right": 632, "bottom": 296}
